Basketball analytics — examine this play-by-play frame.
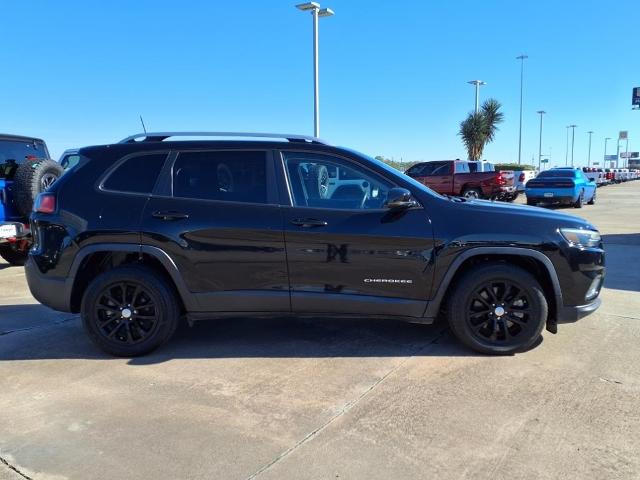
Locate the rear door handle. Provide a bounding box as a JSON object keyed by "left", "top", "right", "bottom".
{"left": 152, "top": 210, "right": 190, "bottom": 221}
{"left": 290, "top": 218, "right": 328, "bottom": 228}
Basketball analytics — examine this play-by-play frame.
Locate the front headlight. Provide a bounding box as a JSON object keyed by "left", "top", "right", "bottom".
{"left": 559, "top": 228, "right": 601, "bottom": 248}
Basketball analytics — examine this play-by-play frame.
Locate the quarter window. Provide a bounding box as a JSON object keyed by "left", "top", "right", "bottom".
{"left": 103, "top": 153, "right": 167, "bottom": 194}
{"left": 172, "top": 151, "right": 267, "bottom": 204}
{"left": 283, "top": 152, "right": 393, "bottom": 210}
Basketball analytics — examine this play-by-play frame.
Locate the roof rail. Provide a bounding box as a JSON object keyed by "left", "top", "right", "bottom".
{"left": 118, "top": 132, "right": 330, "bottom": 145}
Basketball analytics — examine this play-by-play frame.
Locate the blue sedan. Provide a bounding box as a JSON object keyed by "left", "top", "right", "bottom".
{"left": 525, "top": 167, "right": 597, "bottom": 208}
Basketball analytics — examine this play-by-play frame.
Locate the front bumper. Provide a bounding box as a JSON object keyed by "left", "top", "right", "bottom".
{"left": 25, "top": 257, "right": 71, "bottom": 312}
{"left": 557, "top": 297, "right": 602, "bottom": 323}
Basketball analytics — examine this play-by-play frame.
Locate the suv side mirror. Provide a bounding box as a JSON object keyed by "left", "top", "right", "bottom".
{"left": 385, "top": 188, "right": 418, "bottom": 209}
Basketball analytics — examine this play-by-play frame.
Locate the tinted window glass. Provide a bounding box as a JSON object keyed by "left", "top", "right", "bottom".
{"left": 406, "top": 164, "right": 426, "bottom": 176}
{"left": 283, "top": 152, "right": 394, "bottom": 210}
{"left": 417, "top": 161, "right": 450, "bottom": 176}
{"left": 61, "top": 154, "right": 80, "bottom": 170}
{"left": 103, "top": 153, "right": 167, "bottom": 193}
{"left": 0, "top": 139, "right": 49, "bottom": 178}
{"left": 537, "top": 169, "right": 575, "bottom": 178}
{"left": 172, "top": 151, "right": 267, "bottom": 204}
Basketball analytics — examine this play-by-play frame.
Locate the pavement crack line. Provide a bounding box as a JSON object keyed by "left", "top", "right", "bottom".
{"left": 0, "top": 456, "right": 33, "bottom": 480}
{"left": 0, "top": 315, "right": 78, "bottom": 337}
{"left": 245, "top": 326, "right": 450, "bottom": 480}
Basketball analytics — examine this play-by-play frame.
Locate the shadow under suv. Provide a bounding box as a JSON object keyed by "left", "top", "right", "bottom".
{"left": 25, "top": 132, "right": 605, "bottom": 356}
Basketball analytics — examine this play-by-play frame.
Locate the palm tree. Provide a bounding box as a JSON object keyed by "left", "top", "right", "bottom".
{"left": 459, "top": 99, "right": 504, "bottom": 160}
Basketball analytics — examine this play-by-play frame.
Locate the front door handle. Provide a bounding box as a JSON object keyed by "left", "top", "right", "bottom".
{"left": 152, "top": 210, "right": 190, "bottom": 221}
{"left": 290, "top": 218, "right": 328, "bottom": 228}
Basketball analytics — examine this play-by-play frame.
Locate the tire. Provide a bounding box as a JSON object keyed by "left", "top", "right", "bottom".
{"left": 587, "top": 189, "right": 596, "bottom": 205}
{"left": 462, "top": 187, "right": 482, "bottom": 200}
{"left": 0, "top": 244, "right": 28, "bottom": 266}
{"left": 14, "top": 159, "right": 64, "bottom": 217}
{"left": 573, "top": 190, "right": 584, "bottom": 209}
{"left": 447, "top": 263, "right": 547, "bottom": 355}
{"left": 81, "top": 266, "right": 180, "bottom": 357}
{"left": 526, "top": 198, "right": 537, "bottom": 206}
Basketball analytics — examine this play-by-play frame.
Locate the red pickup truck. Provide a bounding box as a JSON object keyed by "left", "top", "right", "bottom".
{"left": 405, "top": 160, "right": 515, "bottom": 200}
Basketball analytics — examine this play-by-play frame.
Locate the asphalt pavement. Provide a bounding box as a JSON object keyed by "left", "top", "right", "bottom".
{"left": 1, "top": 181, "right": 638, "bottom": 480}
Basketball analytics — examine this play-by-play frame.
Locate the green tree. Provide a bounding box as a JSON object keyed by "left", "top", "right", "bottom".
{"left": 459, "top": 99, "right": 504, "bottom": 160}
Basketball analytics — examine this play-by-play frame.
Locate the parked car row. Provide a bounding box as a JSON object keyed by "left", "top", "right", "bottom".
{"left": 581, "top": 167, "right": 639, "bottom": 186}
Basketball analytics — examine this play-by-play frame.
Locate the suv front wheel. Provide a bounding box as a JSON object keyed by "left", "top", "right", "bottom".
{"left": 447, "top": 264, "right": 547, "bottom": 355}
{"left": 81, "top": 266, "right": 180, "bottom": 356}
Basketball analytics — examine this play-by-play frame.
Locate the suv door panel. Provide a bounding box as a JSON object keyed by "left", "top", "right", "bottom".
{"left": 140, "top": 149, "right": 289, "bottom": 313}
{"left": 279, "top": 151, "right": 435, "bottom": 318}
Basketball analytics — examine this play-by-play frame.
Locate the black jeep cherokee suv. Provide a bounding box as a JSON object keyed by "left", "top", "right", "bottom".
{"left": 25, "top": 132, "right": 605, "bottom": 356}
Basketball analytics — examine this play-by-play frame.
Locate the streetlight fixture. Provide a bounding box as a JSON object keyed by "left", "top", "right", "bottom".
{"left": 569, "top": 124, "right": 577, "bottom": 167}
{"left": 296, "top": 2, "right": 334, "bottom": 138}
{"left": 586, "top": 131, "right": 594, "bottom": 167}
{"left": 516, "top": 54, "right": 528, "bottom": 164}
{"left": 536, "top": 111, "right": 546, "bottom": 170}
{"left": 565, "top": 126, "right": 570, "bottom": 166}
{"left": 467, "top": 80, "right": 486, "bottom": 113}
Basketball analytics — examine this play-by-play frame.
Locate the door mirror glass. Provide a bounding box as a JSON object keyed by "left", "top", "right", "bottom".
{"left": 385, "top": 188, "right": 417, "bottom": 209}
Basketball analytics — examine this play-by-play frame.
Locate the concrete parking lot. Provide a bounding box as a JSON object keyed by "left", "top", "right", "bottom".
{"left": 1, "top": 182, "right": 639, "bottom": 480}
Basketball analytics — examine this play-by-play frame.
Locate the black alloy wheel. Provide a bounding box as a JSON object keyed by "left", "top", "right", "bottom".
{"left": 81, "top": 266, "right": 180, "bottom": 356}
{"left": 94, "top": 282, "right": 159, "bottom": 345}
{"left": 447, "top": 264, "right": 547, "bottom": 354}
{"left": 465, "top": 281, "right": 533, "bottom": 344}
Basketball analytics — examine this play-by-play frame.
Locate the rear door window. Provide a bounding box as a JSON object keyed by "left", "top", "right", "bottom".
{"left": 172, "top": 151, "right": 268, "bottom": 204}
{"left": 102, "top": 153, "right": 168, "bottom": 194}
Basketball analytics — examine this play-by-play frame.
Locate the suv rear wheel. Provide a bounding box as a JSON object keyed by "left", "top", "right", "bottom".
{"left": 447, "top": 264, "right": 547, "bottom": 355}
{"left": 81, "top": 265, "right": 180, "bottom": 357}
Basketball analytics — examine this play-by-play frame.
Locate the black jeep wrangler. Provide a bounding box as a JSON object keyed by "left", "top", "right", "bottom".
{"left": 26, "top": 132, "right": 605, "bottom": 356}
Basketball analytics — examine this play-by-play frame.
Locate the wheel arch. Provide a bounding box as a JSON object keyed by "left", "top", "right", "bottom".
{"left": 67, "top": 244, "right": 195, "bottom": 313}
{"left": 424, "top": 247, "right": 562, "bottom": 331}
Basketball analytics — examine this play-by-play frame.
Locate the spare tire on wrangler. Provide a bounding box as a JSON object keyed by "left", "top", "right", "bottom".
{"left": 14, "top": 159, "right": 63, "bottom": 217}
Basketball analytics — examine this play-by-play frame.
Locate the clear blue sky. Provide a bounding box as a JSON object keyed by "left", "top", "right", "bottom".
{"left": 1, "top": 0, "right": 638, "bottom": 166}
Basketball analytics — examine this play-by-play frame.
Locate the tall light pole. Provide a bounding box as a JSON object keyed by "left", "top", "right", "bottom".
{"left": 516, "top": 54, "right": 528, "bottom": 164}
{"left": 536, "top": 110, "right": 545, "bottom": 170}
{"left": 604, "top": 137, "right": 611, "bottom": 163}
{"left": 467, "top": 80, "right": 486, "bottom": 113}
{"left": 296, "top": 2, "right": 334, "bottom": 138}
{"left": 569, "top": 124, "right": 577, "bottom": 167}
{"left": 565, "top": 126, "right": 570, "bottom": 166}
{"left": 586, "top": 131, "right": 593, "bottom": 167}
